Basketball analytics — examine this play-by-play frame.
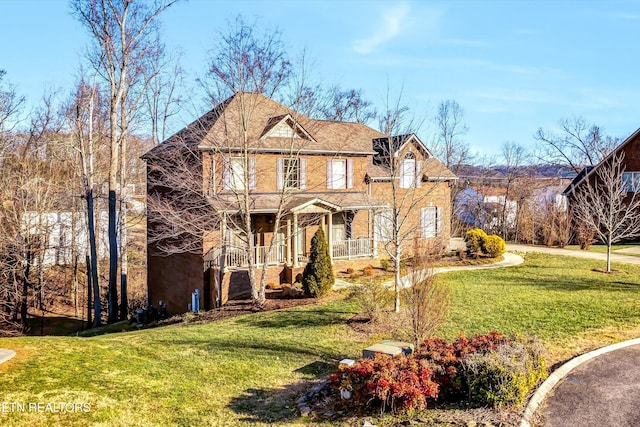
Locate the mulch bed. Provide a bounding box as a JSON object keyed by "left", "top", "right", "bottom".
{"left": 160, "top": 292, "right": 343, "bottom": 326}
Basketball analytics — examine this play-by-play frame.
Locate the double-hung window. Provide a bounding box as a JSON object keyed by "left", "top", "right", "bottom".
{"left": 223, "top": 156, "right": 256, "bottom": 191}
{"left": 277, "top": 158, "right": 306, "bottom": 189}
{"left": 421, "top": 206, "right": 442, "bottom": 238}
{"left": 374, "top": 209, "right": 394, "bottom": 242}
{"left": 327, "top": 159, "right": 353, "bottom": 189}
{"left": 622, "top": 172, "right": 640, "bottom": 192}
{"left": 399, "top": 152, "right": 422, "bottom": 189}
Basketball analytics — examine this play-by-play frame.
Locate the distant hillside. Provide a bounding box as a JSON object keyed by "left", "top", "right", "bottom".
{"left": 454, "top": 164, "right": 576, "bottom": 179}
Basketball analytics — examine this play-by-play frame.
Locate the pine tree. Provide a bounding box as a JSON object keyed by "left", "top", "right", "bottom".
{"left": 302, "top": 227, "right": 335, "bottom": 297}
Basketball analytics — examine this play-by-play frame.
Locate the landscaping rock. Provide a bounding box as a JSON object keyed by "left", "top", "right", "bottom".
{"left": 299, "top": 405, "right": 311, "bottom": 417}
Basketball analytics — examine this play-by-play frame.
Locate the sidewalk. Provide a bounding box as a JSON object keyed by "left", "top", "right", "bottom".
{"left": 0, "top": 349, "right": 15, "bottom": 364}
{"left": 333, "top": 251, "right": 524, "bottom": 291}
{"left": 507, "top": 243, "right": 640, "bottom": 265}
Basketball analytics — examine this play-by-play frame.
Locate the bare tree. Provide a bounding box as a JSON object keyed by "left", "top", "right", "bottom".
{"left": 535, "top": 116, "right": 618, "bottom": 174}
{"left": 499, "top": 142, "right": 528, "bottom": 240}
{"left": 144, "top": 47, "right": 184, "bottom": 145}
{"left": 72, "top": 0, "right": 176, "bottom": 322}
{"left": 65, "top": 75, "right": 107, "bottom": 326}
{"left": 0, "top": 92, "right": 65, "bottom": 335}
{"left": 317, "top": 86, "right": 376, "bottom": 123}
{"left": 432, "top": 100, "right": 469, "bottom": 172}
{"left": 568, "top": 152, "right": 640, "bottom": 272}
{"left": 400, "top": 256, "right": 450, "bottom": 349}
{"left": 373, "top": 90, "right": 447, "bottom": 313}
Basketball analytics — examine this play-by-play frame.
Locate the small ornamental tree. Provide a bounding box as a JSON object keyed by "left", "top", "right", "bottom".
{"left": 302, "top": 227, "right": 335, "bottom": 297}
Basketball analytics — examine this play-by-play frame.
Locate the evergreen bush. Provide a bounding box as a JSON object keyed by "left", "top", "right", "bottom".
{"left": 484, "top": 234, "right": 506, "bottom": 257}
{"left": 302, "top": 227, "right": 335, "bottom": 297}
{"left": 465, "top": 228, "right": 488, "bottom": 254}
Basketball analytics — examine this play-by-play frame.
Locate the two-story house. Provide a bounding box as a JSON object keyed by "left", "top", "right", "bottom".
{"left": 143, "top": 93, "right": 456, "bottom": 314}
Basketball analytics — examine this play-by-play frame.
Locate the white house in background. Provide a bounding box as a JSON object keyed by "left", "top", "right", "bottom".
{"left": 21, "top": 211, "right": 112, "bottom": 266}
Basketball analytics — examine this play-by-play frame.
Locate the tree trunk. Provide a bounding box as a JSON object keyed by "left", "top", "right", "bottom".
{"left": 86, "top": 189, "right": 102, "bottom": 326}
{"left": 394, "top": 245, "right": 402, "bottom": 313}
{"left": 119, "top": 132, "right": 128, "bottom": 320}
{"left": 107, "top": 96, "right": 119, "bottom": 323}
{"left": 86, "top": 254, "right": 92, "bottom": 327}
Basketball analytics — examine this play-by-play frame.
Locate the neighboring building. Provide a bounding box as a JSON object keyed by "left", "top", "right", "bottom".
{"left": 21, "top": 211, "right": 112, "bottom": 266}
{"left": 455, "top": 186, "right": 517, "bottom": 231}
{"left": 563, "top": 127, "right": 640, "bottom": 239}
{"left": 143, "top": 93, "right": 456, "bottom": 314}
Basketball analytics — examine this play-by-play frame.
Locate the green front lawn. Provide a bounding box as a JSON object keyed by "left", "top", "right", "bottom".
{"left": 1, "top": 253, "right": 640, "bottom": 426}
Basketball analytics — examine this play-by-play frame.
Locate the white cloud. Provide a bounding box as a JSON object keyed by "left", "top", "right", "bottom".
{"left": 352, "top": 2, "right": 410, "bottom": 54}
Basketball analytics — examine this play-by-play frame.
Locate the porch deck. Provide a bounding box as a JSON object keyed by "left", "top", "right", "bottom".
{"left": 205, "top": 237, "right": 375, "bottom": 270}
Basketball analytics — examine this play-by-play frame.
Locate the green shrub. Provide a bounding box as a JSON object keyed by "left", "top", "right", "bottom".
{"left": 484, "top": 234, "right": 506, "bottom": 257}
{"left": 462, "top": 337, "right": 547, "bottom": 407}
{"left": 465, "top": 228, "right": 488, "bottom": 254}
{"left": 302, "top": 228, "right": 335, "bottom": 297}
{"left": 380, "top": 258, "right": 391, "bottom": 271}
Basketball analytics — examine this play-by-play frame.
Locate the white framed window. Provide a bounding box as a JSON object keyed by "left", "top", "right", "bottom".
{"left": 421, "top": 206, "right": 442, "bottom": 238}
{"left": 374, "top": 209, "right": 394, "bottom": 242}
{"left": 622, "top": 172, "right": 640, "bottom": 192}
{"left": 327, "top": 159, "right": 353, "bottom": 189}
{"left": 277, "top": 158, "right": 306, "bottom": 189}
{"left": 400, "top": 152, "right": 422, "bottom": 189}
{"left": 223, "top": 157, "right": 256, "bottom": 191}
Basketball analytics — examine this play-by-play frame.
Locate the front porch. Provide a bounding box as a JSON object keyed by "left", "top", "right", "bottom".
{"left": 205, "top": 236, "right": 376, "bottom": 270}
{"left": 204, "top": 197, "right": 382, "bottom": 271}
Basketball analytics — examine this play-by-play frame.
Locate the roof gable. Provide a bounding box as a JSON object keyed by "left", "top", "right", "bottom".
{"left": 562, "top": 126, "right": 640, "bottom": 195}
{"left": 259, "top": 113, "right": 317, "bottom": 142}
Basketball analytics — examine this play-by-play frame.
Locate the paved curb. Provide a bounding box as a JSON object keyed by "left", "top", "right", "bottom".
{"left": 0, "top": 349, "right": 16, "bottom": 364}
{"left": 520, "top": 337, "right": 640, "bottom": 427}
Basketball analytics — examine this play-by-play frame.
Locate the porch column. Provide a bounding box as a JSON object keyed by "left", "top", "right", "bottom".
{"left": 293, "top": 213, "right": 299, "bottom": 268}
{"left": 371, "top": 210, "right": 378, "bottom": 258}
{"left": 327, "top": 212, "right": 333, "bottom": 264}
{"left": 220, "top": 213, "right": 227, "bottom": 270}
{"left": 285, "top": 218, "right": 292, "bottom": 266}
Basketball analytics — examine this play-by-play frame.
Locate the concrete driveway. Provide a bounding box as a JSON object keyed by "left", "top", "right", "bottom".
{"left": 540, "top": 344, "right": 640, "bottom": 427}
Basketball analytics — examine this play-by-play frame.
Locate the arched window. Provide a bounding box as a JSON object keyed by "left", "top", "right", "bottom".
{"left": 400, "top": 152, "right": 416, "bottom": 188}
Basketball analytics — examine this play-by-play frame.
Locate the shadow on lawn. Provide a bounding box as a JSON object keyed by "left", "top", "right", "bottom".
{"left": 228, "top": 385, "right": 302, "bottom": 423}
{"left": 234, "top": 308, "right": 355, "bottom": 329}
{"left": 228, "top": 360, "right": 334, "bottom": 423}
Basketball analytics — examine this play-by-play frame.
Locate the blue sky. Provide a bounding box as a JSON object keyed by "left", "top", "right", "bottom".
{"left": 2, "top": 0, "right": 640, "bottom": 157}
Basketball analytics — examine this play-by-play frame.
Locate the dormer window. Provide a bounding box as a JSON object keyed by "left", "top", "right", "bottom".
{"left": 400, "top": 152, "right": 422, "bottom": 188}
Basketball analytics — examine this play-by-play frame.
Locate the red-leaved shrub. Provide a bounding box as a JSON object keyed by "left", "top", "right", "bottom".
{"left": 332, "top": 354, "right": 439, "bottom": 414}
{"left": 416, "top": 331, "right": 507, "bottom": 399}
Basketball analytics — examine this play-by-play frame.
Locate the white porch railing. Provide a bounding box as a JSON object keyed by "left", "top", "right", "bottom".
{"left": 332, "top": 238, "right": 374, "bottom": 260}
{"left": 205, "top": 238, "right": 374, "bottom": 270}
{"left": 206, "top": 245, "right": 286, "bottom": 269}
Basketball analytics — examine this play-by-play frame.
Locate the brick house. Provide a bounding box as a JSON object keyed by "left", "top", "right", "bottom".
{"left": 563, "top": 127, "right": 640, "bottom": 241}
{"left": 143, "top": 93, "right": 457, "bottom": 314}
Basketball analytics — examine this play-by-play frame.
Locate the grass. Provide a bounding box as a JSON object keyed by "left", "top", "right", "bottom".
{"left": 1, "top": 253, "right": 640, "bottom": 425}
